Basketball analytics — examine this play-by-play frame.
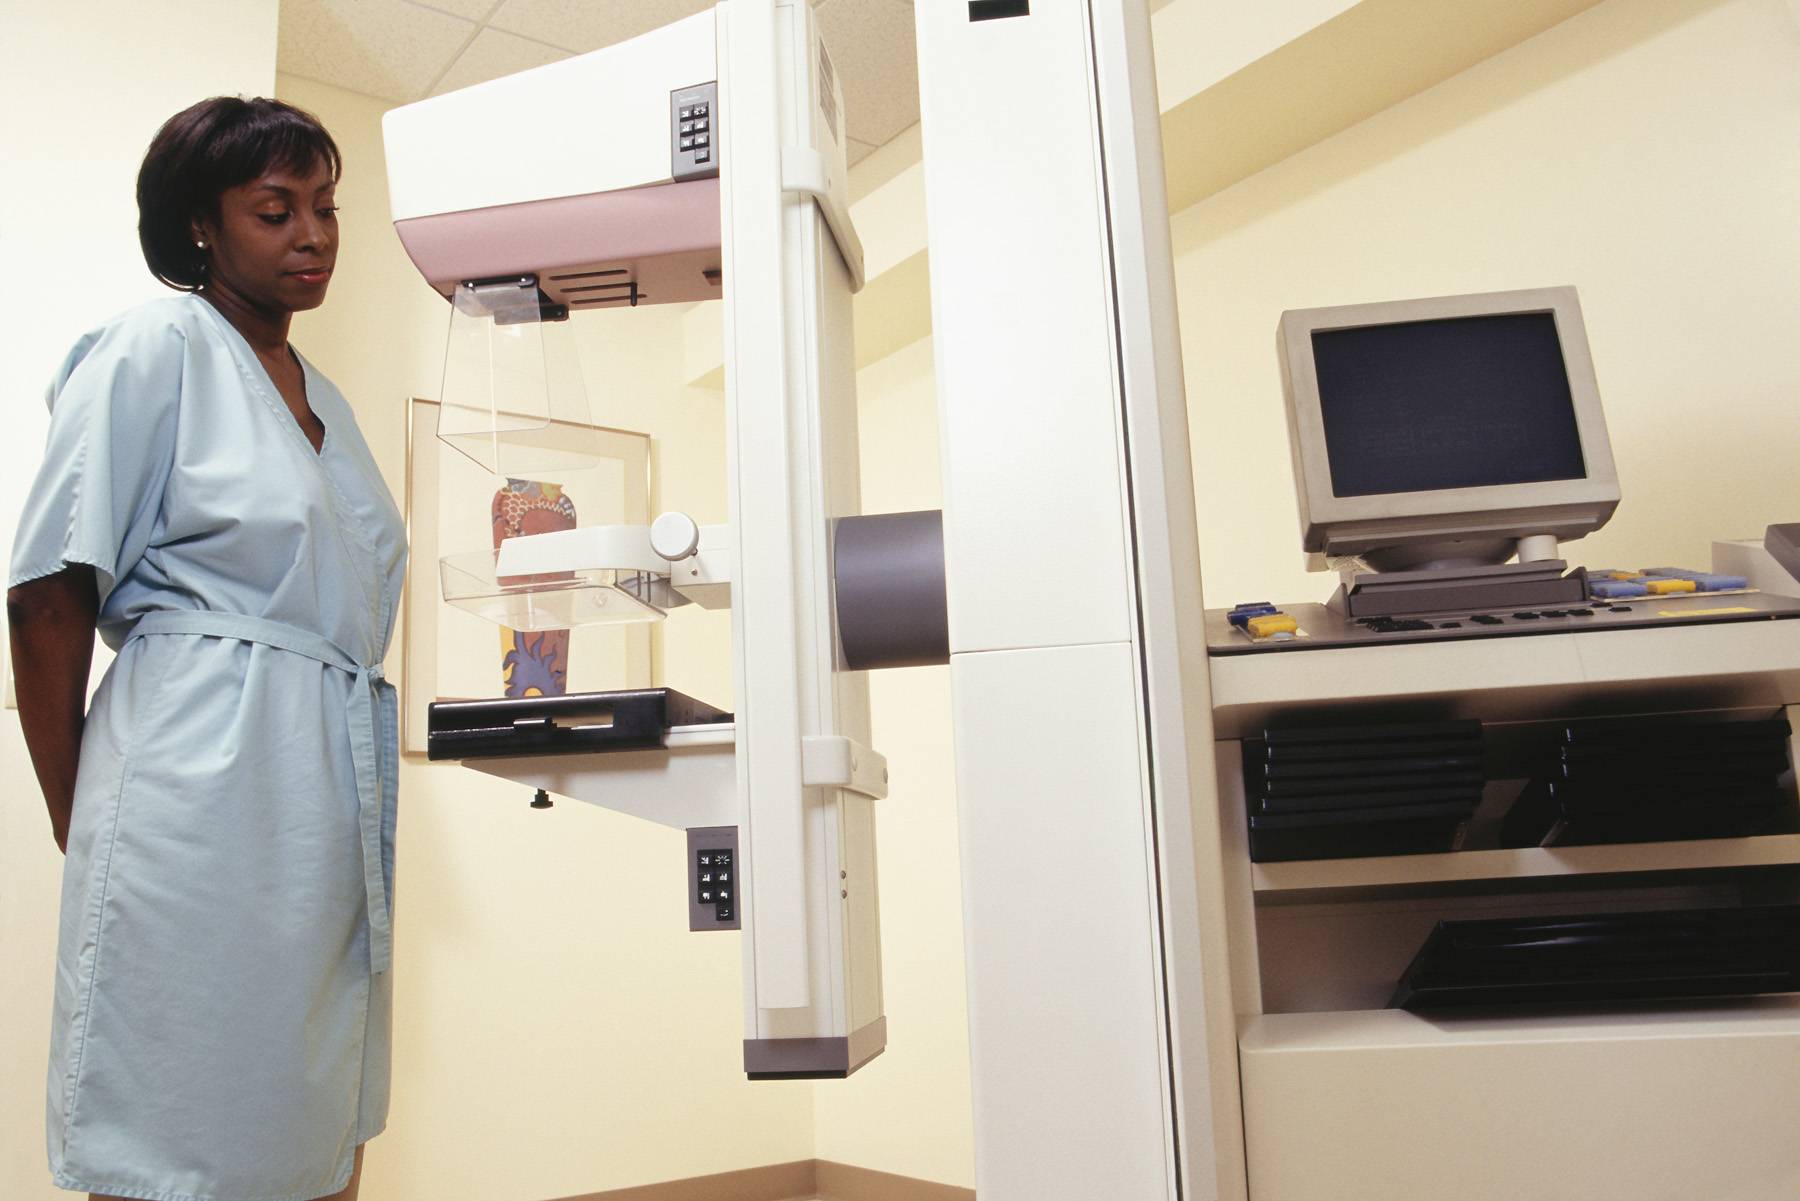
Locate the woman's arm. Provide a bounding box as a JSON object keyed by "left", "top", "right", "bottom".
{"left": 6, "top": 567, "right": 99, "bottom": 853}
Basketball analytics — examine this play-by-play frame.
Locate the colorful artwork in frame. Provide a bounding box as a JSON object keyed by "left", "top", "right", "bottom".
{"left": 493, "top": 479, "right": 577, "bottom": 697}
{"left": 401, "top": 399, "right": 653, "bottom": 755}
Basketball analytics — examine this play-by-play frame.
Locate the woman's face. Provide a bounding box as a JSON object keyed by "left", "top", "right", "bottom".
{"left": 194, "top": 156, "right": 339, "bottom": 314}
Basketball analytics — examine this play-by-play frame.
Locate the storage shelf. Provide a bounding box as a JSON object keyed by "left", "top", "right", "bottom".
{"left": 1208, "top": 619, "right": 1800, "bottom": 736}
{"left": 1240, "top": 994, "right": 1800, "bottom": 1054}
{"left": 1252, "top": 833, "right": 1800, "bottom": 895}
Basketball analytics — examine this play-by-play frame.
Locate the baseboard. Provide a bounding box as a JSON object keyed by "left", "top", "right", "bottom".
{"left": 548, "top": 1160, "right": 816, "bottom": 1201}
{"left": 548, "top": 1158, "right": 975, "bottom": 1201}
{"left": 813, "top": 1159, "right": 976, "bottom": 1201}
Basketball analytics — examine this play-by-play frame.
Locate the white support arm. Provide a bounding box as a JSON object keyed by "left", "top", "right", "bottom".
{"left": 784, "top": 145, "right": 866, "bottom": 292}
{"left": 668, "top": 524, "right": 735, "bottom": 610}
{"left": 494, "top": 524, "right": 667, "bottom": 577}
{"left": 801, "top": 736, "right": 888, "bottom": 800}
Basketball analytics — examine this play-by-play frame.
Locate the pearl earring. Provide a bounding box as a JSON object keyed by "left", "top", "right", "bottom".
{"left": 195, "top": 240, "right": 207, "bottom": 250}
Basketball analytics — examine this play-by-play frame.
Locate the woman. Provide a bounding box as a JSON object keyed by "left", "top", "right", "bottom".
{"left": 6, "top": 97, "right": 406, "bottom": 1201}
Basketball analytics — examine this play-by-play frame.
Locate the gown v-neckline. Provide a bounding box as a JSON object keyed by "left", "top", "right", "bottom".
{"left": 272, "top": 349, "right": 327, "bottom": 457}
{"left": 192, "top": 294, "right": 329, "bottom": 457}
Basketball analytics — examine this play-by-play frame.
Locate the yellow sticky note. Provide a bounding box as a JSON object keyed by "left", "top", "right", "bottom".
{"left": 1659, "top": 606, "right": 1755, "bottom": 617}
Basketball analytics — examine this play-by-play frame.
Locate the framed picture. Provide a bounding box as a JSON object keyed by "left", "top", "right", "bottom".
{"left": 401, "top": 397, "right": 655, "bottom": 756}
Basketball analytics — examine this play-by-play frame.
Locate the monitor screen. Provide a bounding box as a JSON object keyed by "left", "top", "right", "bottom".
{"left": 1311, "top": 312, "right": 1587, "bottom": 498}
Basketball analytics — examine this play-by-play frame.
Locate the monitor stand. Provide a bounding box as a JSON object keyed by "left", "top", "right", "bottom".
{"left": 1327, "top": 560, "right": 1590, "bottom": 620}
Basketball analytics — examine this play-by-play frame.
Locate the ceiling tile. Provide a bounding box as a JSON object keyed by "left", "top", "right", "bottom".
{"left": 432, "top": 27, "right": 572, "bottom": 95}
{"left": 279, "top": 0, "right": 475, "bottom": 104}
{"left": 817, "top": 0, "right": 919, "bottom": 148}
{"left": 486, "top": 0, "right": 714, "bottom": 54}
{"left": 408, "top": 0, "right": 503, "bottom": 19}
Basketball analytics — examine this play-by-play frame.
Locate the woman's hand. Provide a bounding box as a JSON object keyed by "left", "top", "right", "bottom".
{"left": 6, "top": 567, "right": 99, "bottom": 853}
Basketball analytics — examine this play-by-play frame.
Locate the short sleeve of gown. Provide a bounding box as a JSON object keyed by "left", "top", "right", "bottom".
{"left": 7, "top": 311, "right": 184, "bottom": 603}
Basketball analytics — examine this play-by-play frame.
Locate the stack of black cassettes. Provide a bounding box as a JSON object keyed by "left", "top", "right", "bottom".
{"left": 1390, "top": 904, "right": 1800, "bottom": 1010}
{"left": 1501, "top": 713, "right": 1794, "bottom": 847}
{"left": 1246, "top": 719, "right": 1486, "bottom": 862}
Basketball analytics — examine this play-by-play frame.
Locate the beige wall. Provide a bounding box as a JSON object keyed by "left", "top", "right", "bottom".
{"left": 0, "top": 5, "right": 279, "bottom": 1199}
{"left": 1176, "top": 0, "right": 1800, "bottom": 608}
{"left": 813, "top": 338, "right": 974, "bottom": 1186}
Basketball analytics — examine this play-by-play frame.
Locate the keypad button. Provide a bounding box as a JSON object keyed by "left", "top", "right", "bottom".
{"left": 680, "top": 106, "right": 693, "bottom": 120}
{"left": 717, "top": 887, "right": 732, "bottom": 903}
{"left": 697, "top": 853, "right": 711, "bottom": 867}
{"left": 1569, "top": 608, "right": 1594, "bottom": 616}
{"left": 695, "top": 149, "right": 710, "bottom": 163}
{"left": 699, "top": 889, "right": 714, "bottom": 903}
{"left": 695, "top": 103, "right": 709, "bottom": 116}
{"left": 716, "top": 905, "right": 733, "bottom": 922}
{"left": 681, "top": 135, "right": 695, "bottom": 150}
{"left": 1512, "top": 612, "right": 1540, "bottom": 620}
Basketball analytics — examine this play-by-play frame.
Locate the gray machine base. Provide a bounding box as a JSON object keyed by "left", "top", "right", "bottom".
{"left": 743, "top": 1017, "right": 887, "bottom": 1080}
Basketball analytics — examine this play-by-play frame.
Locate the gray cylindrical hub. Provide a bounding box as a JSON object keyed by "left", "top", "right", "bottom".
{"left": 834, "top": 510, "right": 949, "bottom": 670}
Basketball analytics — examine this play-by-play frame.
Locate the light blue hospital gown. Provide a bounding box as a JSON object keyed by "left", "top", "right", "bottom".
{"left": 8, "top": 292, "right": 407, "bottom": 1201}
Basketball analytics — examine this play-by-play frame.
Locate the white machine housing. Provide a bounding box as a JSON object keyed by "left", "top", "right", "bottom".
{"left": 383, "top": 0, "right": 884, "bottom": 1079}
{"left": 915, "top": 3, "right": 1235, "bottom": 1198}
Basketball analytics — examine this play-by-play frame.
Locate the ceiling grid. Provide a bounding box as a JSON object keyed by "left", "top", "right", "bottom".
{"left": 277, "top": 0, "right": 918, "bottom": 163}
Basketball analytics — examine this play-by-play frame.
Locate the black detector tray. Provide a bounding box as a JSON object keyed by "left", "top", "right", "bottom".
{"left": 428, "top": 688, "right": 732, "bottom": 762}
{"left": 1390, "top": 905, "right": 1800, "bottom": 1010}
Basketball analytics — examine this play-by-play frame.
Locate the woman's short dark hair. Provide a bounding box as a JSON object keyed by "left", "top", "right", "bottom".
{"left": 137, "top": 96, "right": 342, "bottom": 291}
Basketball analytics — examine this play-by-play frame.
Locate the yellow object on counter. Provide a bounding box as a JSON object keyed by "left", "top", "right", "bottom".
{"left": 1644, "top": 578, "right": 1697, "bottom": 595}
{"left": 1247, "top": 614, "right": 1299, "bottom": 637}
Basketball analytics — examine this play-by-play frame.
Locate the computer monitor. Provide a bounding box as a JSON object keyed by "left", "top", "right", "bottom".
{"left": 1278, "top": 286, "right": 1619, "bottom": 572}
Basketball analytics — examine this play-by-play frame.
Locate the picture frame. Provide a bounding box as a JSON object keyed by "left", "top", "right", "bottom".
{"left": 401, "top": 397, "right": 655, "bottom": 756}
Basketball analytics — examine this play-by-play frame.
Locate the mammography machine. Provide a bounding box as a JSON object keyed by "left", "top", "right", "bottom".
{"left": 386, "top": 0, "right": 911, "bottom": 1080}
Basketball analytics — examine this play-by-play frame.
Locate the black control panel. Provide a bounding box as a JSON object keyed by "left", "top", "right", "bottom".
{"left": 671, "top": 82, "right": 718, "bottom": 181}
{"left": 687, "top": 825, "right": 741, "bottom": 931}
{"left": 1356, "top": 605, "right": 1606, "bottom": 635}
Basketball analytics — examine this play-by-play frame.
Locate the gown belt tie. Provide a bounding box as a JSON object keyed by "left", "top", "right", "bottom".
{"left": 127, "top": 609, "right": 399, "bottom": 975}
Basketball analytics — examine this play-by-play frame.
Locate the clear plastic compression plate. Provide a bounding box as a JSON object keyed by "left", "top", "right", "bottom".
{"left": 439, "top": 549, "right": 664, "bottom": 631}
{"left": 436, "top": 277, "right": 610, "bottom": 477}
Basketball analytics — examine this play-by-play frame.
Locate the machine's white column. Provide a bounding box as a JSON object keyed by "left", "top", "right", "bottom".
{"left": 915, "top": 1, "right": 1188, "bottom": 1197}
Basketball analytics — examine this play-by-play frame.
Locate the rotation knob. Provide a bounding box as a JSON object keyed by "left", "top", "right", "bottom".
{"left": 651, "top": 511, "right": 701, "bottom": 561}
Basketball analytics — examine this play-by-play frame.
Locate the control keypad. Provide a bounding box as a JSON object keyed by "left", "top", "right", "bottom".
{"left": 672, "top": 86, "right": 718, "bottom": 179}
{"left": 687, "top": 826, "right": 741, "bottom": 931}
